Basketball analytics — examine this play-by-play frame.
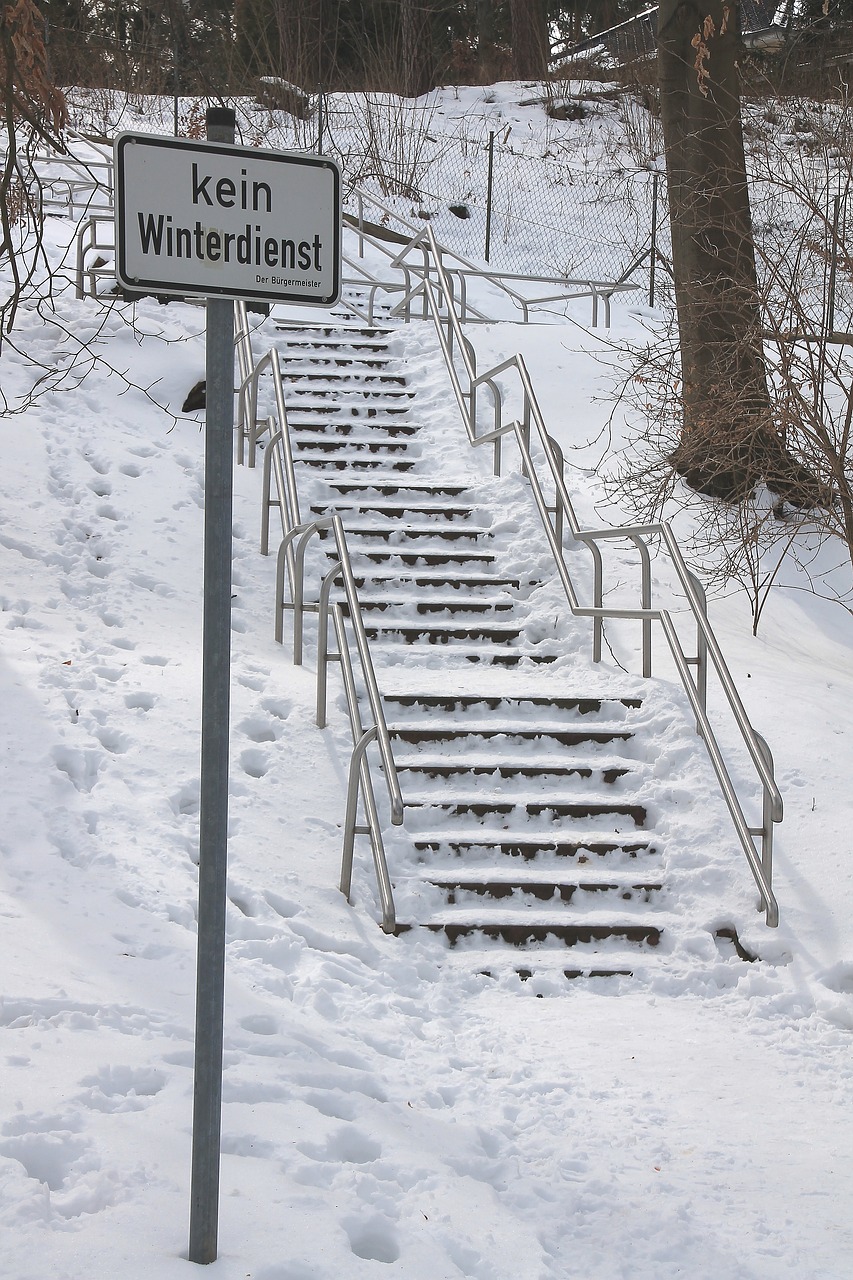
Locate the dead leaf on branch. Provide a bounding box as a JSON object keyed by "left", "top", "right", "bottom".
{"left": 0, "top": 0, "right": 67, "bottom": 132}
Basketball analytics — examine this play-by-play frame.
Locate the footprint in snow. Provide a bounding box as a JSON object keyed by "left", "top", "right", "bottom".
{"left": 344, "top": 1215, "right": 402, "bottom": 1265}
{"left": 76, "top": 1064, "right": 167, "bottom": 1113}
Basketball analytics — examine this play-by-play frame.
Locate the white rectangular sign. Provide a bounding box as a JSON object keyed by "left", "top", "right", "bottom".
{"left": 114, "top": 133, "right": 341, "bottom": 305}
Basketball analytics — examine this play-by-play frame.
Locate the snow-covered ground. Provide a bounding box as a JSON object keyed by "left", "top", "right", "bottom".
{"left": 1, "top": 84, "right": 852, "bottom": 1279}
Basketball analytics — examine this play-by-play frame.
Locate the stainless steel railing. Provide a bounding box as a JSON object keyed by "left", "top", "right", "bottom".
{"left": 413, "top": 222, "right": 781, "bottom": 927}
{"left": 345, "top": 186, "right": 638, "bottom": 327}
{"left": 233, "top": 305, "right": 403, "bottom": 933}
{"left": 272, "top": 517, "right": 404, "bottom": 934}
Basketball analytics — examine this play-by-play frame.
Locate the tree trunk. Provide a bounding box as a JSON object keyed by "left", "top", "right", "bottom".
{"left": 510, "top": 0, "right": 548, "bottom": 80}
{"left": 400, "top": 0, "right": 434, "bottom": 97}
{"left": 658, "top": 0, "right": 823, "bottom": 504}
{"left": 477, "top": 0, "right": 497, "bottom": 82}
{"left": 260, "top": 0, "right": 327, "bottom": 87}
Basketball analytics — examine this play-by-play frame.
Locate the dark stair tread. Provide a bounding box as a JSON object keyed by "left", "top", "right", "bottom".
{"left": 421, "top": 879, "right": 663, "bottom": 901}
{"left": 350, "top": 572, "right": 522, "bottom": 589}
{"left": 295, "top": 424, "right": 422, "bottom": 440}
{"left": 352, "top": 599, "right": 515, "bottom": 614}
{"left": 412, "top": 837, "right": 656, "bottom": 857}
{"left": 328, "top": 526, "right": 487, "bottom": 541}
{"left": 284, "top": 403, "right": 410, "bottom": 416}
{"left": 311, "top": 502, "right": 475, "bottom": 517}
{"left": 363, "top": 623, "right": 523, "bottom": 642}
{"left": 419, "top": 922, "right": 663, "bottom": 947}
{"left": 384, "top": 694, "right": 643, "bottom": 712}
{"left": 390, "top": 728, "right": 634, "bottom": 745}
{"left": 404, "top": 799, "right": 647, "bottom": 824}
{"left": 395, "top": 762, "right": 630, "bottom": 781}
{"left": 297, "top": 458, "right": 417, "bottom": 470}
{"left": 324, "top": 481, "right": 473, "bottom": 496}
{"left": 349, "top": 550, "right": 499, "bottom": 565}
{"left": 294, "top": 441, "right": 412, "bottom": 454}
{"left": 280, "top": 371, "right": 408, "bottom": 385}
{"left": 369, "top": 648, "right": 559, "bottom": 667}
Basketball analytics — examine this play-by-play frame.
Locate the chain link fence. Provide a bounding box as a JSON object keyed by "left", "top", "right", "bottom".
{"left": 45, "top": 87, "right": 853, "bottom": 333}
{"left": 318, "top": 101, "right": 664, "bottom": 305}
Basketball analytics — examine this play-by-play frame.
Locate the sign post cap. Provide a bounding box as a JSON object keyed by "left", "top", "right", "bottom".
{"left": 206, "top": 106, "right": 237, "bottom": 129}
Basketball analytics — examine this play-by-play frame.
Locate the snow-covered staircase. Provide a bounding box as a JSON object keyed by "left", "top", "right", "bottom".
{"left": 264, "top": 317, "right": 737, "bottom": 982}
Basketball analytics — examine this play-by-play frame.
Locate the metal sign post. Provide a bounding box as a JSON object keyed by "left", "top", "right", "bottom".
{"left": 114, "top": 117, "right": 341, "bottom": 1267}
{"left": 188, "top": 107, "right": 235, "bottom": 1267}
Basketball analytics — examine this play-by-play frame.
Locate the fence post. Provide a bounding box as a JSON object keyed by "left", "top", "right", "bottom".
{"left": 827, "top": 192, "right": 840, "bottom": 337}
{"left": 649, "top": 171, "right": 659, "bottom": 308}
{"left": 485, "top": 130, "right": 495, "bottom": 264}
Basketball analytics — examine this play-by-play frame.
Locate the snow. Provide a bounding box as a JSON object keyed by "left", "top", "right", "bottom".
{"left": 1, "top": 85, "right": 852, "bottom": 1279}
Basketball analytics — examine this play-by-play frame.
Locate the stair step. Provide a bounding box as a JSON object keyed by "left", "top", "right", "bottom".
{"left": 352, "top": 598, "right": 515, "bottom": 615}
{"left": 412, "top": 837, "right": 657, "bottom": 862}
{"left": 417, "top": 921, "right": 663, "bottom": 948}
{"left": 298, "top": 422, "right": 420, "bottom": 437}
{"left": 396, "top": 762, "right": 630, "bottom": 781}
{"left": 312, "top": 501, "right": 474, "bottom": 518}
{"left": 294, "top": 438, "right": 412, "bottom": 453}
{"left": 330, "top": 525, "right": 486, "bottom": 542}
{"left": 297, "top": 457, "right": 417, "bottom": 471}
{"left": 369, "top": 644, "right": 559, "bottom": 667}
{"left": 404, "top": 799, "right": 647, "bottom": 825}
{"left": 350, "top": 571, "right": 523, "bottom": 592}
{"left": 325, "top": 481, "right": 471, "bottom": 499}
{"left": 283, "top": 402, "right": 410, "bottom": 416}
{"left": 275, "top": 324, "right": 393, "bottom": 339}
{"left": 363, "top": 622, "right": 524, "bottom": 644}
{"left": 285, "top": 386, "right": 415, "bottom": 401}
{"left": 279, "top": 356, "right": 392, "bottom": 369}
{"left": 347, "top": 548, "right": 499, "bottom": 566}
{"left": 422, "top": 879, "right": 663, "bottom": 903}
{"left": 281, "top": 371, "right": 408, "bottom": 386}
{"left": 384, "top": 694, "right": 643, "bottom": 714}
{"left": 391, "top": 727, "right": 634, "bottom": 746}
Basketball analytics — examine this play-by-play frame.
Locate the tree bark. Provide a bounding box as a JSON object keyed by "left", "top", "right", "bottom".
{"left": 400, "top": 0, "right": 434, "bottom": 97}
{"left": 658, "top": 0, "right": 824, "bottom": 504}
{"left": 510, "top": 0, "right": 548, "bottom": 80}
{"left": 477, "top": 0, "right": 497, "bottom": 82}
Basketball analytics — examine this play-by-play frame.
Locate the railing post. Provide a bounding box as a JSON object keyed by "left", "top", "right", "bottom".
{"left": 754, "top": 732, "right": 776, "bottom": 920}
{"left": 316, "top": 563, "right": 342, "bottom": 729}
{"left": 687, "top": 570, "right": 708, "bottom": 724}
{"left": 547, "top": 434, "right": 565, "bottom": 548}
{"left": 340, "top": 727, "right": 377, "bottom": 902}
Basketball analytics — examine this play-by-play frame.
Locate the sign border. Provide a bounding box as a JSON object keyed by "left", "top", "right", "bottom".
{"left": 114, "top": 132, "right": 341, "bottom": 306}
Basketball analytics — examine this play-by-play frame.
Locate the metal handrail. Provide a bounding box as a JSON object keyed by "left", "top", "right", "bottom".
{"left": 273, "top": 516, "right": 404, "bottom": 934}
{"left": 242, "top": 328, "right": 403, "bottom": 932}
{"left": 345, "top": 185, "right": 636, "bottom": 327}
{"left": 415, "top": 222, "right": 781, "bottom": 927}
{"left": 75, "top": 214, "right": 115, "bottom": 299}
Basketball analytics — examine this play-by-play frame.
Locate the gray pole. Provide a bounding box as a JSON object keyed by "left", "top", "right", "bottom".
{"left": 827, "top": 193, "right": 840, "bottom": 338}
{"left": 188, "top": 106, "right": 236, "bottom": 1268}
{"left": 485, "top": 130, "right": 495, "bottom": 264}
